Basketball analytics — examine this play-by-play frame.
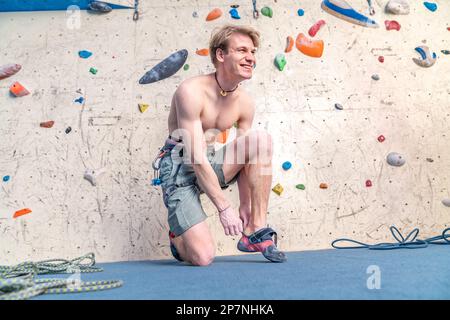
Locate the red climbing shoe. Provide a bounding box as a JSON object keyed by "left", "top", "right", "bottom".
{"left": 169, "top": 231, "right": 183, "bottom": 262}
{"left": 237, "top": 227, "right": 287, "bottom": 263}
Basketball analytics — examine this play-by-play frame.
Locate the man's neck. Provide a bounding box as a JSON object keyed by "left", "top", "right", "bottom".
{"left": 213, "top": 70, "right": 241, "bottom": 97}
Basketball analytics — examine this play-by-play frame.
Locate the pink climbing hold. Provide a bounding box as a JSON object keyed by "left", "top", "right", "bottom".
{"left": 308, "top": 19, "right": 326, "bottom": 37}
{"left": 378, "top": 56, "right": 385, "bottom": 63}
{"left": 385, "top": 20, "right": 401, "bottom": 31}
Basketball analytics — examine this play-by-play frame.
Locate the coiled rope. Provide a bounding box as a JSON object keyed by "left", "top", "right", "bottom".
{"left": 332, "top": 226, "right": 450, "bottom": 250}
{"left": 0, "top": 253, "right": 123, "bottom": 300}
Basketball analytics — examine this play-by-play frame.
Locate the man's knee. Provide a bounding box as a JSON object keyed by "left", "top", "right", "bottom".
{"left": 189, "top": 247, "right": 215, "bottom": 266}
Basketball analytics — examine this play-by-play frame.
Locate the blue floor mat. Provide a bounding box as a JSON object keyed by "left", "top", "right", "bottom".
{"left": 34, "top": 245, "right": 450, "bottom": 300}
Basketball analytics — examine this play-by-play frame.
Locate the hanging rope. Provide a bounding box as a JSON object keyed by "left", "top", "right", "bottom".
{"left": 252, "top": 0, "right": 259, "bottom": 19}
{"left": 0, "top": 253, "right": 123, "bottom": 300}
{"left": 133, "top": 0, "right": 139, "bottom": 21}
{"left": 332, "top": 226, "right": 450, "bottom": 250}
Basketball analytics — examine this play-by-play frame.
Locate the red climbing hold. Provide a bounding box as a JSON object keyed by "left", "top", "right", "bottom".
{"left": 40, "top": 120, "right": 55, "bottom": 128}
{"left": 378, "top": 56, "right": 384, "bottom": 63}
{"left": 385, "top": 20, "right": 401, "bottom": 31}
{"left": 13, "top": 208, "right": 32, "bottom": 219}
{"left": 366, "top": 180, "right": 373, "bottom": 187}
{"left": 377, "top": 135, "right": 385, "bottom": 142}
{"left": 308, "top": 20, "right": 326, "bottom": 37}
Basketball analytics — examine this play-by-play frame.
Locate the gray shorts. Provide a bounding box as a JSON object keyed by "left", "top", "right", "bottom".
{"left": 158, "top": 138, "right": 239, "bottom": 236}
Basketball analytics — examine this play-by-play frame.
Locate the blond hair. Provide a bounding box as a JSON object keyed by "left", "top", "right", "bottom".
{"left": 209, "top": 25, "right": 260, "bottom": 67}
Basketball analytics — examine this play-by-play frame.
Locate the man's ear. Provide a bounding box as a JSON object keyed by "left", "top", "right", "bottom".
{"left": 216, "top": 48, "right": 225, "bottom": 63}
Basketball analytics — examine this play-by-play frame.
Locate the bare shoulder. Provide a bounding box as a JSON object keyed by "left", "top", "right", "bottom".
{"left": 237, "top": 88, "right": 256, "bottom": 116}
{"left": 174, "top": 76, "right": 208, "bottom": 116}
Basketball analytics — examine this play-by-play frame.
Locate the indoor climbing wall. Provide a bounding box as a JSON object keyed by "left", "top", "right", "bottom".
{"left": 0, "top": 0, "right": 449, "bottom": 264}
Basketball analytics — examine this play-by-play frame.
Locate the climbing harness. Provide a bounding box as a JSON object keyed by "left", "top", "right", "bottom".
{"left": 0, "top": 253, "right": 123, "bottom": 300}
{"left": 332, "top": 226, "right": 450, "bottom": 250}
{"left": 252, "top": 0, "right": 259, "bottom": 19}
{"left": 133, "top": 0, "right": 139, "bottom": 21}
{"left": 152, "top": 139, "right": 179, "bottom": 186}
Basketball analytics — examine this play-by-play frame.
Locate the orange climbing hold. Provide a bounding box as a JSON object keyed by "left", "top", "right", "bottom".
{"left": 13, "top": 208, "right": 32, "bottom": 219}
{"left": 10, "top": 81, "right": 30, "bottom": 97}
{"left": 296, "top": 33, "right": 324, "bottom": 58}
{"left": 319, "top": 183, "right": 328, "bottom": 189}
{"left": 196, "top": 48, "right": 209, "bottom": 56}
{"left": 285, "top": 36, "right": 294, "bottom": 53}
{"left": 206, "top": 8, "right": 222, "bottom": 21}
{"left": 216, "top": 129, "right": 229, "bottom": 144}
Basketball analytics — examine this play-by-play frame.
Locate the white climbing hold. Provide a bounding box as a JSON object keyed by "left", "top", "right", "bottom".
{"left": 386, "top": 152, "right": 406, "bottom": 167}
{"left": 84, "top": 168, "right": 106, "bottom": 186}
{"left": 385, "top": 0, "right": 410, "bottom": 15}
{"left": 442, "top": 199, "right": 450, "bottom": 207}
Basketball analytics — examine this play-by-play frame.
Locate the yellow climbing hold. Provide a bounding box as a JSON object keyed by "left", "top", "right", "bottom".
{"left": 272, "top": 183, "right": 284, "bottom": 196}
{"left": 138, "top": 103, "right": 149, "bottom": 113}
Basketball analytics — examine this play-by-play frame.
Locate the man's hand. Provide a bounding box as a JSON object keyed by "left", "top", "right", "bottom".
{"left": 219, "top": 207, "right": 243, "bottom": 236}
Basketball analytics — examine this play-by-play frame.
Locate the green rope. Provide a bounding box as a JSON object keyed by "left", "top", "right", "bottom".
{"left": 0, "top": 253, "right": 123, "bottom": 300}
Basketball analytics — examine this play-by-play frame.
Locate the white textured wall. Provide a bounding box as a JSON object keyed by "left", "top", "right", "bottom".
{"left": 0, "top": 0, "right": 449, "bottom": 264}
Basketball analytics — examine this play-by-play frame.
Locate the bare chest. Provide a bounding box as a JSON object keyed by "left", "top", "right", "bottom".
{"left": 200, "top": 101, "right": 240, "bottom": 132}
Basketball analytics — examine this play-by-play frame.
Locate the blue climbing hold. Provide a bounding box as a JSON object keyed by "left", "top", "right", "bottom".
{"left": 74, "top": 97, "right": 84, "bottom": 104}
{"left": 282, "top": 161, "right": 292, "bottom": 170}
{"left": 423, "top": 2, "right": 437, "bottom": 12}
{"left": 297, "top": 8, "right": 304, "bottom": 16}
{"left": 152, "top": 178, "right": 162, "bottom": 186}
{"left": 78, "top": 50, "right": 92, "bottom": 59}
{"left": 229, "top": 8, "right": 240, "bottom": 19}
{"left": 3, "top": 175, "right": 10, "bottom": 182}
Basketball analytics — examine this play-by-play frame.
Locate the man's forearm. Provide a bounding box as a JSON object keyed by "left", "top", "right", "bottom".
{"left": 193, "top": 162, "right": 229, "bottom": 211}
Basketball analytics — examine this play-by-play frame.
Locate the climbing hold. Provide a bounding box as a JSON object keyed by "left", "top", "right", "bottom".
{"left": 183, "top": 64, "right": 189, "bottom": 70}
{"left": 206, "top": 8, "right": 222, "bottom": 21}
{"left": 385, "top": 20, "right": 401, "bottom": 31}
{"left": 13, "top": 208, "right": 32, "bottom": 219}
{"left": 378, "top": 56, "right": 385, "bottom": 63}
{"left": 413, "top": 46, "right": 436, "bottom": 68}
{"left": 261, "top": 6, "right": 273, "bottom": 18}
{"left": 423, "top": 2, "right": 437, "bottom": 12}
{"left": 229, "top": 8, "right": 240, "bottom": 19}
{"left": 272, "top": 183, "right": 284, "bottom": 196}
{"left": 196, "top": 48, "right": 209, "bottom": 56}
{"left": 89, "top": 67, "right": 97, "bottom": 74}
{"left": 84, "top": 168, "right": 106, "bottom": 186}
{"left": 297, "top": 9, "right": 305, "bottom": 16}
{"left": 296, "top": 33, "right": 324, "bottom": 58}
{"left": 274, "top": 54, "right": 287, "bottom": 71}
{"left": 40, "top": 120, "right": 55, "bottom": 128}
{"left": 366, "top": 180, "right": 372, "bottom": 187}
{"left": 139, "top": 49, "right": 188, "bottom": 84}
{"left": 377, "top": 135, "right": 386, "bottom": 142}
{"left": 65, "top": 127, "right": 72, "bottom": 134}
{"left": 372, "top": 74, "right": 380, "bottom": 81}
{"left": 387, "top": 152, "right": 406, "bottom": 167}
{"left": 426, "top": 158, "right": 434, "bottom": 162}
{"left": 334, "top": 103, "right": 343, "bottom": 110}
{"left": 321, "top": 0, "right": 379, "bottom": 28}
{"left": 282, "top": 161, "right": 292, "bottom": 171}
{"left": 10, "top": 82, "right": 30, "bottom": 97}
{"left": 448, "top": 27, "right": 450, "bottom": 31}
{"left": 319, "top": 183, "right": 328, "bottom": 189}
{"left": 442, "top": 199, "right": 450, "bottom": 207}
{"left": 285, "top": 36, "right": 294, "bottom": 53}
{"left": 88, "top": 1, "right": 112, "bottom": 13}
{"left": 441, "top": 50, "right": 450, "bottom": 55}
{"left": 0, "top": 63, "right": 21, "bottom": 80}
{"left": 152, "top": 178, "right": 162, "bottom": 186}
{"left": 216, "top": 129, "right": 229, "bottom": 144}
{"left": 74, "top": 97, "right": 84, "bottom": 104}
{"left": 385, "top": 0, "right": 410, "bottom": 15}
{"left": 296, "top": 184, "right": 305, "bottom": 190}
{"left": 192, "top": 11, "right": 198, "bottom": 18}
{"left": 308, "top": 20, "right": 326, "bottom": 37}
{"left": 78, "top": 50, "right": 92, "bottom": 59}
{"left": 3, "top": 175, "right": 10, "bottom": 182}
{"left": 138, "top": 103, "right": 149, "bottom": 113}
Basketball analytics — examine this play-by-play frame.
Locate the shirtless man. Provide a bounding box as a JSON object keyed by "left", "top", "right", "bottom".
{"left": 154, "top": 25, "right": 286, "bottom": 266}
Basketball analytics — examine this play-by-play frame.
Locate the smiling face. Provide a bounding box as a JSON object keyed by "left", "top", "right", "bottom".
{"left": 218, "top": 33, "right": 257, "bottom": 80}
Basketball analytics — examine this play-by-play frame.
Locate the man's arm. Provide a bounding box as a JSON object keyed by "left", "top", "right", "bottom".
{"left": 236, "top": 95, "right": 256, "bottom": 137}
{"left": 174, "top": 82, "right": 230, "bottom": 212}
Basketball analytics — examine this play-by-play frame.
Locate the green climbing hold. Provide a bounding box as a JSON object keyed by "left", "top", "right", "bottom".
{"left": 261, "top": 6, "right": 273, "bottom": 18}
{"left": 296, "top": 184, "right": 305, "bottom": 190}
{"left": 274, "top": 54, "right": 286, "bottom": 71}
{"left": 89, "top": 67, "right": 97, "bottom": 75}
{"left": 183, "top": 64, "right": 189, "bottom": 71}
